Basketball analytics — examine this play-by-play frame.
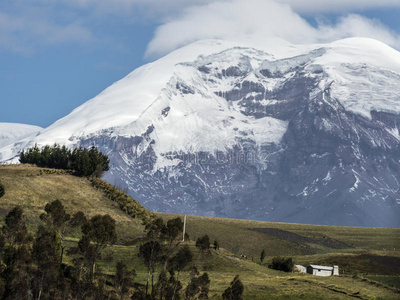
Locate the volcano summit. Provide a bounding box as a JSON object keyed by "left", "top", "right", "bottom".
{"left": 1, "top": 37, "right": 400, "bottom": 227}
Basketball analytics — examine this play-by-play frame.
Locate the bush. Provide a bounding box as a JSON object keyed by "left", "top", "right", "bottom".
{"left": 88, "top": 177, "right": 151, "bottom": 224}
{"left": 0, "top": 181, "right": 4, "bottom": 198}
{"left": 222, "top": 275, "right": 244, "bottom": 300}
{"left": 269, "top": 257, "right": 293, "bottom": 272}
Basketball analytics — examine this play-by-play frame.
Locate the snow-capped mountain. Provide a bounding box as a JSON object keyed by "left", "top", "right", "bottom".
{"left": 0, "top": 123, "right": 42, "bottom": 162}
{"left": 1, "top": 37, "right": 400, "bottom": 227}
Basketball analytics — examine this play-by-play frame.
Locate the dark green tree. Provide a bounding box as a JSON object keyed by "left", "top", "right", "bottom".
{"left": 31, "top": 225, "right": 63, "bottom": 299}
{"left": 80, "top": 214, "right": 117, "bottom": 281}
{"left": 40, "top": 200, "right": 86, "bottom": 265}
{"left": 0, "top": 207, "right": 31, "bottom": 299}
{"left": 1, "top": 244, "right": 31, "bottom": 299}
{"left": 196, "top": 235, "right": 210, "bottom": 253}
{"left": 88, "top": 146, "right": 110, "bottom": 178}
{"left": 114, "top": 261, "right": 134, "bottom": 299}
{"left": 0, "top": 181, "right": 4, "bottom": 198}
{"left": 163, "top": 217, "right": 184, "bottom": 246}
{"left": 19, "top": 144, "right": 109, "bottom": 177}
{"left": 166, "top": 245, "right": 193, "bottom": 300}
{"left": 185, "top": 270, "right": 210, "bottom": 300}
{"left": 213, "top": 239, "right": 219, "bottom": 250}
{"left": 145, "top": 217, "right": 165, "bottom": 239}
{"left": 39, "top": 145, "right": 51, "bottom": 167}
{"left": 222, "top": 275, "right": 244, "bottom": 300}
{"left": 2, "top": 206, "right": 28, "bottom": 245}
{"left": 168, "top": 245, "right": 193, "bottom": 274}
{"left": 165, "top": 274, "right": 183, "bottom": 300}
{"left": 269, "top": 257, "right": 293, "bottom": 272}
{"left": 260, "top": 249, "right": 266, "bottom": 263}
{"left": 139, "top": 240, "right": 162, "bottom": 297}
{"left": 82, "top": 214, "right": 117, "bottom": 253}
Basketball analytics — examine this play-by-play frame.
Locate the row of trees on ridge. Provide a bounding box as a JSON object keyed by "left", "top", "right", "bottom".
{"left": 19, "top": 144, "right": 109, "bottom": 177}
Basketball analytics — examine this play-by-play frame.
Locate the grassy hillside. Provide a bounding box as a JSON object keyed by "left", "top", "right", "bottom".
{"left": 1, "top": 164, "right": 399, "bottom": 299}
{"left": 156, "top": 213, "right": 400, "bottom": 258}
{"left": 0, "top": 164, "right": 151, "bottom": 242}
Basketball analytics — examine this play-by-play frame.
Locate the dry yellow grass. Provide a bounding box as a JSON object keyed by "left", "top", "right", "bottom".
{"left": 0, "top": 164, "right": 145, "bottom": 241}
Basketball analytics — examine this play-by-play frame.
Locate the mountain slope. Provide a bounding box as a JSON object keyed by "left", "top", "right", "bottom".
{"left": 0, "top": 123, "right": 42, "bottom": 162}
{"left": 1, "top": 37, "right": 400, "bottom": 227}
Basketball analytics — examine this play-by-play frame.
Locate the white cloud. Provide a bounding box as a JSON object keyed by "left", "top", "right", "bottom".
{"left": 279, "top": 0, "right": 400, "bottom": 14}
{"left": 54, "top": 0, "right": 400, "bottom": 15}
{"left": 146, "top": 0, "right": 400, "bottom": 57}
{"left": 146, "top": 0, "right": 317, "bottom": 57}
{"left": 0, "top": 11, "right": 93, "bottom": 53}
{"left": 2, "top": 0, "right": 400, "bottom": 56}
{"left": 318, "top": 14, "right": 400, "bottom": 49}
{"left": 45, "top": 0, "right": 213, "bottom": 19}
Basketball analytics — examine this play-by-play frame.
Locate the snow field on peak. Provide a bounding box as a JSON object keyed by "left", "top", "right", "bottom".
{"left": 0, "top": 123, "right": 43, "bottom": 163}
{"left": 0, "top": 123, "right": 42, "bottom": 146}
{"left": 118, "top": 61, "right": 288, "bottom": 170}
{"left": 314, "top": 38, "right": 400, "bottom": 119}
{"left": 32, "top": 40, "right": 245, "bottom": 145}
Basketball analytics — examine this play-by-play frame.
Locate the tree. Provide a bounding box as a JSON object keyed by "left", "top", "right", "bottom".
{"left": 139, "top": 241, "right": 162, "bottom": 297}
{"left": 168, "top": 245, "right": 193, "bottom": 274}
{"left": 114, "top": 261, "right": 134, "bottom": 299}
{"left": 41, "top": 199, "right": 71, "bottom": 230}
{"left": 1, "top": 242, "right": 31, "bottom": 299}
{"left": 19, "top": 144, "right": 109, "bottom": 177}
{"left": 163, "top": 217, "right": 184, "bottom": 246}
{"left": 222, "top": 275, "right": 244, "bottom": 300}
{"left": 40, "top": 200, "right": 86, "bottom": 265}
{"left": 0, "top": 207, "right": 31, "bottom": 299}
{"left": 185, "top": 270, "right": 210, "bottom": 300}
{"left": 156, "top": 245, "right": 196, "bottom": 300}
{"left": 2, "top": 206, "right": 28, "bottom": 245}
{"left": 88, "top": 146, "right": 110, "bottom": 178}
{"left": 260, "top": 249, "right": 266, "bottom": 263}
{"left": 0, "top": 181, "right": 4, "bottom": 198}
{"left": 82, "top": 214, "right": 117, "bottom": 254}
{"left": 145, "top": 217, "right": 165, "bottom": 239}
{"left": 196, "top": 235, "right": 210, "bottom": 253}
{"left": 213, "top": 239, "right": 219, "bottom": 250}
{"left": 80, "top": 214, "right": 117, "bottom": 281}
{"left": 32, "top": 225, "right": 62, "bottom": 299}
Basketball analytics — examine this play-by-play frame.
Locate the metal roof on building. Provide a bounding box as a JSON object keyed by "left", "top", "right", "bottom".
{"left": 308, "top": 265, "right": 334, "bottom": 270}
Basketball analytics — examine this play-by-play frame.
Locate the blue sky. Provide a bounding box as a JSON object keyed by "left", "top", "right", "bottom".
{"left": 1, "top": 0, "right": 400, "bottom": 128}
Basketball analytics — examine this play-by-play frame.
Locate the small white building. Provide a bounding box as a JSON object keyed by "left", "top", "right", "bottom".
{"left": 306, "top": 265, "right": 339, "bottom": 276}
{"left": 294, "top": 265, "right": 307, "bottom": 273}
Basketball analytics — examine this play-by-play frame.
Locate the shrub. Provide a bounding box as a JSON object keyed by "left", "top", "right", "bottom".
{"left": 269, "top": 257, "right": 293, "bottom": 272}
{"left": 88, "top": 177, "right": 151, "bottom": 224}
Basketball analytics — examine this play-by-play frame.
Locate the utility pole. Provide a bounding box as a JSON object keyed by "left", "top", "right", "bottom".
{"left": 182, "top": 215, "right": 186, "bottom": 242}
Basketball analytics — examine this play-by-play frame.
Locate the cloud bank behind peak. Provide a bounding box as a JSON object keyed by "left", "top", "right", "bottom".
{"left": 145, "top": 0, "right": 400, "bottom": 58}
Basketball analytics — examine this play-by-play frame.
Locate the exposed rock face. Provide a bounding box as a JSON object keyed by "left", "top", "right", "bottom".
{"left": 2, "top": 38, "right": 400, "bottom": 227}
{"left": 81, "top": 43, "right": 400, "bottom": 228}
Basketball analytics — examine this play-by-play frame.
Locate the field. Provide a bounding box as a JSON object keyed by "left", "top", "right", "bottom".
{"left": 1, "top": 164, "right": 400, "bottom": 299}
